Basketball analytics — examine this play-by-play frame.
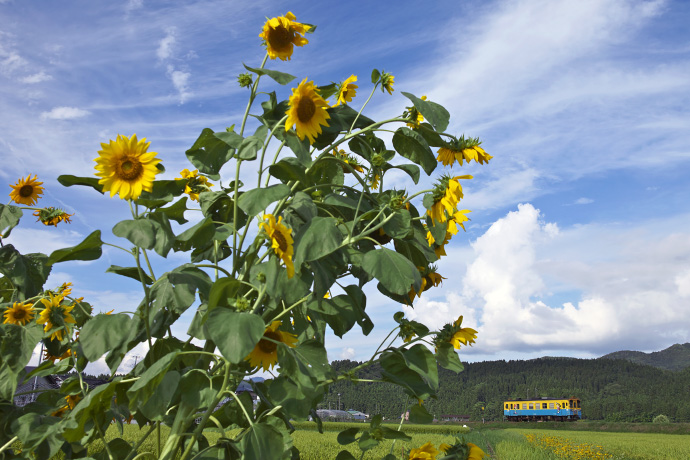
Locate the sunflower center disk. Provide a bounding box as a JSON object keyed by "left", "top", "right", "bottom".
{"left": 117, "top": 156, "right": 144, "bottom": 181}
{"left": 268, "top": 25, "right": 292, "bottom": 51}
{"left": 297, "top": 97, "right": 316, "bottom": 123}
{"left": 258, "top": 331, "right": 282, "bottom": 353}
{"left": 273, "top": 230, "right": 289, "bottom": 252}
{"left": 19, "top": 185, "right": 34, "bottom": 197}
{"left": 14, "top": 309, "right": 27, "bottom": 320}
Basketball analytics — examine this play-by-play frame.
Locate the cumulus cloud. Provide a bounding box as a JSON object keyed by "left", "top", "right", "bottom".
{"left": 167, "top": 64, "right": 191, "bottom": 103}
{"left": 340, "top": 347, "right": 356, "bottom": 360}
{"left": 40, "top": 106, "right": 90, "bottom": 120}
{"left": 20, "top": 71, "right": 52, "bottom": 84}
{"left": 407, "top": 203, "right": 690, "bottom": 357}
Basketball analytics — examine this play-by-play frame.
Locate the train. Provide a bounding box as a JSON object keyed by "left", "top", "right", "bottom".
{"left": 503, "top": 397, "right": 581, "bottom": 421}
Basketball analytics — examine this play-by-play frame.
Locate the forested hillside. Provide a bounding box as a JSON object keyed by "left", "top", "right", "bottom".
{"left": 321, "top": 357, "right": 690, "bottom": 423}
{"left": 600, "top": 343, "right": 690, "bottom": 371}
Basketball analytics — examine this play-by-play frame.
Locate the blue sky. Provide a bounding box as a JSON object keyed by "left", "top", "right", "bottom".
{"left": 2, "top": 0, "right": 689, "bottom": 373}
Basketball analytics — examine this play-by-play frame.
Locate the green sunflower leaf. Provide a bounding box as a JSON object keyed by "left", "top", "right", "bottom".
{"left": 392, "top": 127, "right": 437, "bottom": 176}
{"left": 238, "top": 124, "right": 268, "bottom": 161}
{"left": 186, "top": 128, "right": 241, "bottom": 180}
{"left": 436, "top": 341, "right": 464, "bottom": 373}
{"left": 243, "top": 63, "right": 297, "bottom": 85}
{"left": 106, "top": 265, "right": 154, "bottom": 284}
{"left": 203, "top": 309, "right": 265, "bottom": 364}
{"left": 48, "top": 230, "right": 103, "bottom": 265}
{"left": 153, "top": 196, "right": 189, "bottom": 225}
{"left": 361, "top": 247, "right": 421, "bottom": 295}
{"left": 112, "top": 219, "right": 156, "bottom": 250}
{"left": 79, "top": 313, "right": 133, "bottom": 362}
{"left": 237, "top": 184, "right": 291, "bottom": 216}
{"left": 384, "top": 163, "right": 420, "bottom": 184}
{"left": 401, "top": 92, "right": 450, "bottom": 133}
{"left": 0, "top": 204, "right": 22, "bottom": 238}
{"left": 293, "top": 217, "right": 343, "bottom": 267}
{"left": 240, "top": 422, "right": 285, "bottom": 460}
{"left": 57, "top": 175, "right": 105, "bottom": 194}
{"left": 269, "top": 157, "right": 308, "bottom": 184}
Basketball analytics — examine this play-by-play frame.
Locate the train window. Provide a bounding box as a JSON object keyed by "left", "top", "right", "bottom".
{"left": 542, "top": 403, "right": 547, "bottom": 409}
{"left": 549, "top": 403, "right": 554, "bottom": 409}
{"left": 516, "top": 404, "right": 520, "bottom": 409}
{"left": 564, "top": 402, "right": 568, "bottom": 408}
{"left": 529, "top": 403, "right": 534, "bottom": 409}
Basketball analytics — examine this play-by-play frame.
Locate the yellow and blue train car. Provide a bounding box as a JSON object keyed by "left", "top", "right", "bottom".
{"left": 503, "top": 397, "right": 581, "bottom": 421}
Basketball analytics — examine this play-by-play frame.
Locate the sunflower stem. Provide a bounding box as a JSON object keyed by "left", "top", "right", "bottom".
{"left": 227, "top": 390, "right": 255, "bottom": 427}
{"left": 390, "top": 397, "right": 410, "bottom": 455}
{"left": 263, "top": 140, "right": 286, "bottom": 187}
{"left": 133, "top": 246, "right": 154, "bottom": 350}
{"left": 348, "top": 82, "right": 379, "bottom": 135}
{"left": 0, "top": 436, "right": 18, "bottom": 454}
{"left": 141, "top": 249, "right": 156, "bottom": 281}
{"left": 269, "top": 294, "right": 310, "bottom": 322}
{"left": 103, "top": 241, "right": 134, "bottom": 254}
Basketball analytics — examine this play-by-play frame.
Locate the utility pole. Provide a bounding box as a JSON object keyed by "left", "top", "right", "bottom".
{"left": 338, "top": 393, "right": 341, "bottom": 411}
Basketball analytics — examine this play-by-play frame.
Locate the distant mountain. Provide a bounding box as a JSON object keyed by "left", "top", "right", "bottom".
{"left": 600, "top": 343, "right": 690, "bottom": 371}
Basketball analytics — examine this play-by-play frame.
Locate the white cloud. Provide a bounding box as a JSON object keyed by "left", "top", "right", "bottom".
{"left": 157, "top": 28, "right": 176, "bottom": 61}
{"left": 340, "top": 347, "right": 356, "bottom": 360}
{"left": 40, "top": 106, "right": 90, "bottom": 120}
{"left": 407, "top": 203, "right": 690, "bottom": 357}
{"left": 167, "top": 65, "right": 191, "bottom": 104}
{"left": 21, "top": 71, "right": 53, "bottom": 84}
{"left": 574, "top": 197, "right": 594, "bottom": 205}
{"left": 125, "top": 0, "right": 143, "bottom": 14}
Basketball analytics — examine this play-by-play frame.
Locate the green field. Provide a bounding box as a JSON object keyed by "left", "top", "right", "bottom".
{"left": 25, "top": 421, "right": 690, "bottom": 459}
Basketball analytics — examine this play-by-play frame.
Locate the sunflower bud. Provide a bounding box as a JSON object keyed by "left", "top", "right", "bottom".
{"left": 237, "top": 73, "right": 253, "bottom": 88}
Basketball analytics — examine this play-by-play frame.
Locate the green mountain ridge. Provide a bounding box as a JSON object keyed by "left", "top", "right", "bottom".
{"left": 599, "top": 343, "right": 690, "bottom": 371}
{"left": 321, "top": 344, "right": 690, "bottom": 423}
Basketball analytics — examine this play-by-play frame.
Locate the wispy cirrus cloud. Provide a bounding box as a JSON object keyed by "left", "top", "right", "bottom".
{"left": 20, "top": 71, "right": 53, "bottom": 84}
{"left": 40, "top": 106, "right": 91, "bottom": 120}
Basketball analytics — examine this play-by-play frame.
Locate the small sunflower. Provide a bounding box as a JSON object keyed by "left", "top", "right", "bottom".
{"left": 467, "top": 443, "right": 487, "bottom": 460}
{"left": 408, "top": 266, "right": 446, "bottom": 302}
{"left": 369, "top": 173, "right": 380, "bottom": 190}
{"left": 405, "top": 95, "right": 427, "bottom": 129}
{"left": 334, "top": 75, "right": 358, "bottom": 106}
{"left": 43, "top": 348, "right": 73, "bottom": 363}
{"left": 259, "top": 214, "right": 295, "bottom": 278}
{"left": 449, "top": 315, "right": 478, "bottom": 349}
{"left": 65, "top": 394, "right": 81, "bottom": 410}
{"left": 427, "top": 175, "right": 472, "bottom": 225}
{"left": 408, "top": 441, "right": 438, "bottom": 460}
{"left": 285, "top": 78, "right": 331, "bottom": 144}
{"left": 94, "top": 134, "right": 161, "bottom": 200}
{"left": 176, "top": 168, "right": 214, "bottom": 201}
{"left": 37, "top": 292, "right": 76, "bottom": 341}
{"left": 437, "top": 136, "right": 492, "bottom": 167}
{"left": 380, "top": 71, "right": 395, "bottom": 95}
{"left": 9, "top": 174, "right": 44, "bottom": 206}
{"left": 246, "top": 320, "right": 298, "bottom": 371}
{"left": 33, "top": 207, "right": 74, "bottom": 227}
{"left": 3, "top": 301, "right": 35, "bottom": 326}
{"left": 332, "top": 149, "right": 363, "bottom": 173}
{"left": 259, "top": 11, "right": 309, "bottom": 61}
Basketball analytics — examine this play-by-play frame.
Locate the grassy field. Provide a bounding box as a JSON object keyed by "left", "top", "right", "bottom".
{"left": 29, "top": 421, "right": 690, "bottom": 459}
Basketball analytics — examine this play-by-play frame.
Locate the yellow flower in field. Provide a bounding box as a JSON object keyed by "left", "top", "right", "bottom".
{"left": 436, "top": 136, "right": 492, "bottom": 167}
{"left": 43, "top": 348, "right": 73, "bottom": 363}
{"left": 65, "top": 394, "right": 81, "bottom": 410}
{"left": 285, "top": 78, "right": 330, "bottom": 144}
{"left": 427, "top": 175, "right": 472, "bottom": 225}
{"left": 381, "top": 71, "right": 395, "bottom": 95}
{"left": 370, "top": 173, "right": 380, "bottom": 190}
{"left": 9, "top": 174, "right": 44, "bottom": 206}
{"left": 177, "top": 168, "right": 214, "bottom": 201}
{"left": 259, "top": 214, "right": 295, "bottom": 278}
{"left": 259, "top": 11, "right": 309, "bottom": 61}
{"left": 37, "top": 292, "right": 76, "bottom": 341}
{"left": 335, "top": 75, "right": 358, "bottom": 106}
{"left": 408, "top": 441, "right": 438, "bottom": 460}
{"left": 246, "top": 320, "right": 298, "bottom": 371}
{"left": 408, "top": 267, "right": 445, "bottom": 302}
{"left": 332, "top": 149, "right": 364, "bottom": 173}
{"left": 439, "top": 443, "right": 452, "bottom": 453}
{"left": 467, "top": 443, "right": 486, "bottom": 460}
{"left": 58, "top": 282, "right": 73, "bottom": 297}
{"left": 449, "top": 315, "right": 477, "bottom": 349}
{"left": 51, "top": 406, "right": 68, "bottom": 417}
{"left": 94, "top": 134, "right": 161, "bottom": 200}
{"left": 3, "top": 301, "right": 35, "bottom": 326}
{"left": 447, "top": 210, "right": 471, "bottom": 235}
{"left": 33, "top": 207, "right": 74, "bottom": 227}
{"left": 406, "top": 95, "right": 427, "bottom": 129}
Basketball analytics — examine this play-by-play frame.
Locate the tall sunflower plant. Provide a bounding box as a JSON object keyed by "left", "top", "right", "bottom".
{"left": 0, "top": 10, "right": 491, "bottom": 460}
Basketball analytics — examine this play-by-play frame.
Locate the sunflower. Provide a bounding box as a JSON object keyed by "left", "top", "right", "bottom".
{"left": 65, "top": 394, "right": 81, "bottom": 410}
{"left": 408, "top": 267, "right": 446, "bottom": 301}
{"left": 246, "top": 320, "right": 298, "bottom": 371}
{"left": 370, "top": 173, "right": 380, "bottom": 190}
{"left": 285, "top": 78, "right": 330, "bottom": 144}
{"left": 437, "top": 136, "right": 492, "bottom": 167}
{"left": 37, "top": 292, "right": 76, "bottom": 341}
{"left": 332, "top": 149, "right": 363, "bottom": 173}
{"left": 467, "top": 443, "right": 486, "bottom": 460}
{"left": 449, "top": 315, "right": 478, "bottom": 349}
{"left": 3, "top": 301, "right": 35, "bottom": 326}
{"left": 408, "top": 441, "right": 438, "bottom": 460}
{"left": 9, "top": 174, "right": 44, "bottom": 206}
{"left": 406, "top": 95, "right": 427, "bottom": 129}
{"left": 439, "top": 443, "right": 452, "bottom": 453}
{"left": 177, "top": 168, "right": 214, "bottom": 201}
{"left": 334, "top": 75, "right": 358, "bottom": 106}
{"left": 33, "top": 207, "right": 74, "bottom": 227}
{"left": 259, "top": 214, "right": 295, "bottom": 278}
{"left": 94, "top": 134, "right": 161, "bottom": 200}
{"left": 427, "top": 175, "right": 472, "bottom": 225}
{"left": 259, "top": 11, "right": 309, "bottom": 61}
{"left": 380, "top": 71, "right": 395, "bottom": 95}
{"left": 43, "top": 348, "right": 73, "bottom": 363}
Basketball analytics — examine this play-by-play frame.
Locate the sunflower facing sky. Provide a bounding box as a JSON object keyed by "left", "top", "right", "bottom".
{"left": 285, "top": 78, "right": 330, "bottom": 144}
{"left": 259, "top": 214, "right": 295, "bottom": 278}
{"left": 9, "top": 174, "right": 44, "bottom": 206}
{"left": 334, "top": 75, "right": 358, "bottom": 106}
{"left": 94, "top": 134, "right": 161, "bottom": 200}
{"left": 259, "top": 11, "right": 309, "bottom": 61}
{"left": 3, "top": 301, "right": 35, "bottom": 326}
{"left": 246, "top": 320, "right": 298, "bottom": 371}
{"left": 37, "top": 292, "right": 76, "bottom": 341}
